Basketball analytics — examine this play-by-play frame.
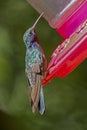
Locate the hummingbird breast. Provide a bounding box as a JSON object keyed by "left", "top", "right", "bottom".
{"left": 25, "top": 42, "right": 43, "bottom": 68}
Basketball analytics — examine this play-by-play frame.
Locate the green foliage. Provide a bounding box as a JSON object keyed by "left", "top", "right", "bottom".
{"left": 0, "top": 0, "right": 87, "bottom": 130}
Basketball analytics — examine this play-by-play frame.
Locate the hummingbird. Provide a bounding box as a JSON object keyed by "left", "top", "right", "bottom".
{"left": 23, "top": 12, "right": 47, "bottom": 115}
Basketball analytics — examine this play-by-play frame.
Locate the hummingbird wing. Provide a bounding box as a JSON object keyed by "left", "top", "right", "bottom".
{"left": 26, "top": 60, "right": 44, "bottom": 113}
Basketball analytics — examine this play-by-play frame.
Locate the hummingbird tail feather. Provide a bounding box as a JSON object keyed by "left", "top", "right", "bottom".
{"left": 38, "top": 86, "right": 45, "bottom": 115}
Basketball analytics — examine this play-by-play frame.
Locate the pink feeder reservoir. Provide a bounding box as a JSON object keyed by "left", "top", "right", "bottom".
{"left": 27, "top": 0, "right": 87, "bottom": 85}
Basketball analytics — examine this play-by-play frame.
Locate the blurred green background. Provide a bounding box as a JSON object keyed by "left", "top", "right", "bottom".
{"left": 0, "top": 0, "right": 87, "bottom": 130}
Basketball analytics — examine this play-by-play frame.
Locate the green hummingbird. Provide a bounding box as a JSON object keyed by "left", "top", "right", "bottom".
{"left": 23, "top": 12, "right": 47, "bottom": 115}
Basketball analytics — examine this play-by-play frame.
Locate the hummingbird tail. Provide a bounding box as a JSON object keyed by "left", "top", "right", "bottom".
{"left": 38, "top": 86, "right": 45, "bottom": 115}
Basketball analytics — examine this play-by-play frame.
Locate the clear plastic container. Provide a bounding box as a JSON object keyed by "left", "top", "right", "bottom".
{"left": 27, "top": 0, "right": 86, "bottom": 38}
{"left": 27, "top": 0, "right": 84, "bottom": 27}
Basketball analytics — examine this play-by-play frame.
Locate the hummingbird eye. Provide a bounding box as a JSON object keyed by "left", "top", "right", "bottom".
{"left": 29, "top": 31, "right": 32, "bottom": 35}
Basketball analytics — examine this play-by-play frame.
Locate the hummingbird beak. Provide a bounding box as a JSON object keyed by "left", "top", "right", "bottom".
{"left": 32, "top": 12, "right": 44, "bottom": 29}
{"left": 26, "top": 12, "right": 44, "bottom": 34}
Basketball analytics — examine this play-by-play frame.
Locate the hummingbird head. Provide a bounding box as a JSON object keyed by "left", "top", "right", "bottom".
{"left": 23, "top": 27, "right": 36, "bottom": 48}
{"left": 23, "top": 12, "right": 44, "bottom": 48}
